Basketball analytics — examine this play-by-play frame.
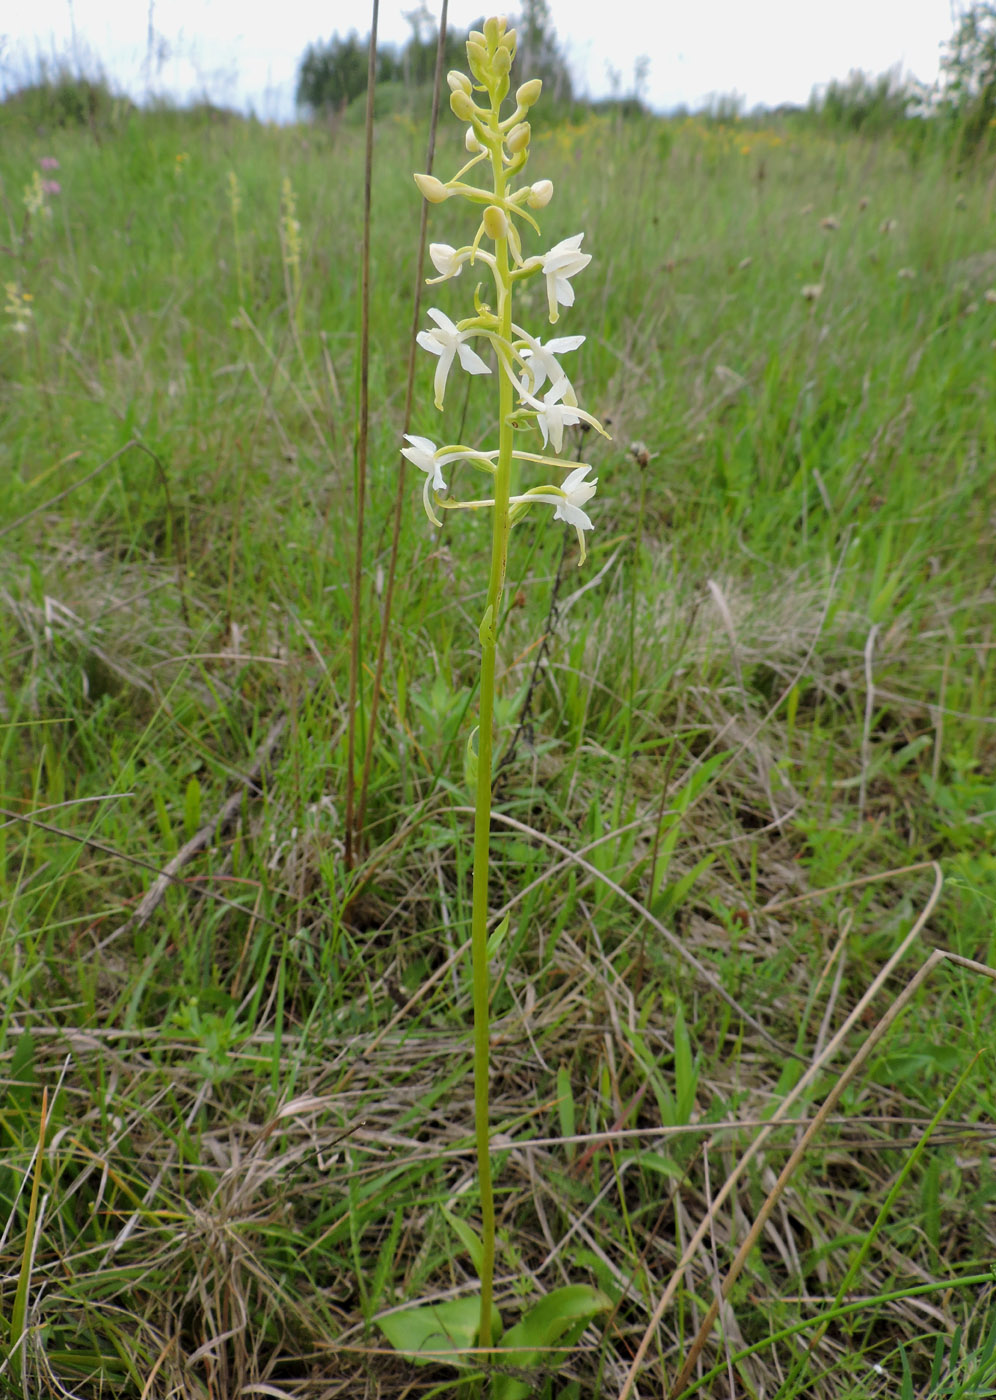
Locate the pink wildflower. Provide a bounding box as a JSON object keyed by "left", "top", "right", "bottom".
{"left": 39, "top": 157, "right": 60, "bottom": 171}
{"left": 42, "top": 180, "right": 61, "bottom": 196}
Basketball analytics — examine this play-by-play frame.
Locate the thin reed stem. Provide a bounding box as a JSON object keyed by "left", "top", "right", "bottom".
{"left": 344, "top": 0, "right": 379, "bottom": 869}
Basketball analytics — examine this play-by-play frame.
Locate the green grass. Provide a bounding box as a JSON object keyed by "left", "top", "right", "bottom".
{"left": 1, "top": 85, "right": 995, "bottom": 1399}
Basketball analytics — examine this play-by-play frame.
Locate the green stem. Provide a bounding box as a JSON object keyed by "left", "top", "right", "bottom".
{"left": 470, "top": 87, "right": 514, "bottom": 1357}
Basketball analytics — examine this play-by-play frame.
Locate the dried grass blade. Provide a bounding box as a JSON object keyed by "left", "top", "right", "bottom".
{"left": 8, "top": 1086, "right": 47, "bottom": 1375}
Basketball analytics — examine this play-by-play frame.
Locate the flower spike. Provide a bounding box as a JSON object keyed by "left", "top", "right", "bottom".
{"left": 396, "top": 17, "right": 610, "bottom": 1363}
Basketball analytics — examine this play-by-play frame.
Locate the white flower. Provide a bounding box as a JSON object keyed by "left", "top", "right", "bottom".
{"left": 428, "top": 243, "right": 466, "bottom": 281}
{"left": 556, "top": 464, "right": 597, "bottom": 515}
{"left": 540, "top": 233, "right": 591, "bottom": 324}
{"left": 515, "top": 375, "right": 607, "bottom": 454}
{"left": 512, "top": 465, "right": 598, "bottom": 564}
{"left": 517, "top": 330, "right": 585, "bottom": 401}
{"left": 416, "top": 307, "right": 491, "bottom": 409}
{"left": 401, "top": 434, "right": 466, "bottom": 526}
{"left": 533, "top": 392, "right": 581, "bottom": 454}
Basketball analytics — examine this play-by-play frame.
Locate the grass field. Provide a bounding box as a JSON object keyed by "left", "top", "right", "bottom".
{"left": 2, "top": 74, "right": 996, "bottom": 1399}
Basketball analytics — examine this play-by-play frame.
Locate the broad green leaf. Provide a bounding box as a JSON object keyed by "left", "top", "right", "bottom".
{"left": 492, "top": 1285, "right": 610, "bottom": 1400}
{"left": 378, "top": 1297, "right": 501, "bottom": 1367}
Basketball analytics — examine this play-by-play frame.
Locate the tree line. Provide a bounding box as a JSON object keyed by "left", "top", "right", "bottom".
{"left": 296, "top": 0, "right": 573, "bottom": 115}
{"left": 296, "top": 1, "right": 996, "bottom": 164}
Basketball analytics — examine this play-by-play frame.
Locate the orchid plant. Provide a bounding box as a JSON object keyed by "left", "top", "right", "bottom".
{"left": 379, "top": 14, "right": 610, "bottom": 1383}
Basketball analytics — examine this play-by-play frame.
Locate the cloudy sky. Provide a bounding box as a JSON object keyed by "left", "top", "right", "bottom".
{"left": 1, "top": 0, "right": 962, "bottom": 120}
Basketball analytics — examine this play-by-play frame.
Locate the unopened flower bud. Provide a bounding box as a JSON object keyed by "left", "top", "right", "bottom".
{"left": 506, "top": 121, "right": 530, "bottom": 154}
{"left": 447, "top": 70, "right": 471, "bottom": 95}
{"left": 516, "top": 78, "right": 543, "bottom": 108}
{"left": 414, "top": 173, "right": 451, "bottom": 204}
{"left": 502, "top": 28, "right": 518, "bottom": 53}
{"left": 466, "top": 40, "right": 488, "bottom": 76}
{"left": 482, "top": 205, "right": 509, "bottom": 240}
{"left": 450, "top": 88, "right": 477, "bottom": 121}
{"left": 527, "top": 178, "right": 553, "bottom": 208}
{"left": 465, "top": 127, "right": 482, "bottom": 152}
{"left": 483, "top": 15, "right": 501, "bottom": 45}
{"left": 492, "top": 45, "right": 511, "bottom": 75}
{"left": 468, "top": 29, "right": 486, "bottom": 46}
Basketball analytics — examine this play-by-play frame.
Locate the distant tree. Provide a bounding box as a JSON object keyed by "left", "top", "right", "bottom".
{"left": 296, "top": 20, "right": 466, "bottom": 116}
{"left": 296, "top": 32, "right": 409, "bottom": 113}
{"left": 515, "top": 0, "right": 572, "bottom": 102}
{"left": 296, "top": 3, "right": 574, "bottom": 118}
{"left": 939, "top": 1, "right": 996, "bottom": 157}
{"left": 296, "top": 33, "right": 369, "bottom": 112}
{"left": 398, "top": 5, "right": 467, "bottom": 88}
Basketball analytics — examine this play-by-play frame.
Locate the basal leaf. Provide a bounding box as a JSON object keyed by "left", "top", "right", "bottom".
{"left": 378, "top": 1297, "right": 501, "bottom": 1368}
{"left": 492, "top": 1285, "right": 610, "bottom": 1400}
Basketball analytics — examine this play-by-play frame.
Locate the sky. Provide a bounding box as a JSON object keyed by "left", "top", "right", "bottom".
{"left": 0, "top": 0, "right": 964, "bottom": 122}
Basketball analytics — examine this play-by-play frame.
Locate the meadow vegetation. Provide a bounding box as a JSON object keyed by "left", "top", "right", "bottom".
{"left": 1, "top": 52, "right": 996, "bottom": 1400}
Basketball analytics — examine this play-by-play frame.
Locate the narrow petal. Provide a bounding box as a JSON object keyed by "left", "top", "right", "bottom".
{"left": 555, "top": 278, "right": 576, "bottom": 308}
{"left": 544, "top": 335, "right": 585, "bottom": 355}
{"left": 416, "top": 330, "right": 443, "bottom": 358}
{"left": 427, "top": 306, "right": 459, "bottom": 334}
{"left": 455, "top": 341, "right": 492, "bottom": 376}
